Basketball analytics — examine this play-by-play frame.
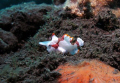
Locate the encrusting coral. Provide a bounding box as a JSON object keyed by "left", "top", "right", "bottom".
{"left": 62, "top": 0, "right": 120, "bottom": 18}
{"left": 55, "top": 60, "right": 120, "bottom": 83}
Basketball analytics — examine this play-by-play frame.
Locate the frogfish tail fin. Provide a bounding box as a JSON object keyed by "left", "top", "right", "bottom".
{"left": 70, "top": 48, "right": 79, "bottom": 55}
{"left": 39, "top": 41, "right": 51, "bottom": 46}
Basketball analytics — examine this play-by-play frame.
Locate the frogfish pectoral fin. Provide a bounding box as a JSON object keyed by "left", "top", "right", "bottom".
{"left": 70, "top": 48, "right": 79, "bottom": 55}
{"left": 47, "top": 46, "right": 55, "bottom": 52}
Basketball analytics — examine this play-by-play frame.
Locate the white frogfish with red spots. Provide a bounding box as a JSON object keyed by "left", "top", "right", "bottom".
{"left": 39, "top": 33, "right": 84, "bottom": 55}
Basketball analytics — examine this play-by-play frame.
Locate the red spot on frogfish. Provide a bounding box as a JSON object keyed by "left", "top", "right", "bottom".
{"left": 51, "top": 44, "right": 59, "bottom": 49}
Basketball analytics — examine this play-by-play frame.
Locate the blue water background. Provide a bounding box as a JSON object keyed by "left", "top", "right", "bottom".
{"left": 0, "top": 0, "right": 52, "bottom": 10}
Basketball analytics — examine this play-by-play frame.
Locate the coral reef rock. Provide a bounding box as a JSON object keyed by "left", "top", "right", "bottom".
{"left": 0, "top": 28, "right": 18, "bottom": 53}
{"left": 59, "top": 0, "right": 120, "bottom": 18}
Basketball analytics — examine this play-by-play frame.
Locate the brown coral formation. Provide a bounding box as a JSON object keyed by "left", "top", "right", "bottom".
{"left": 55, "top": 60, "right": 120, "bottom": 83}
{"left": 0, "top": 28, "right": 18, "bottom": 53}
{"left": 63, "top": 0, "right": 120, "bottom": 18}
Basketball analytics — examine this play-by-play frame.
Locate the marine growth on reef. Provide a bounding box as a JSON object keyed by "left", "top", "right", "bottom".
{"left": 61, "top": 0, "right": 120, "bottom": 18}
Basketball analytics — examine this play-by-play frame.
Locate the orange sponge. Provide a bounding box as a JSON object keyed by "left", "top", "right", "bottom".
{"left": 55, "top": 60, "right": 120, "bottom": 83}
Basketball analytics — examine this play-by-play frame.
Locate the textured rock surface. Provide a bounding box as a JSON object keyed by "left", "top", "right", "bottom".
{"left": 0, "top": 2, "right": 52, "bottom": 54}
{"left": 0, "top": 28, "right": 18, "bottom": 53}
{"left": 95, "top": 8, "right": 119, "bottom": 31}
{"left": 10, "top": 11, "right": 45, "bottom": 41}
